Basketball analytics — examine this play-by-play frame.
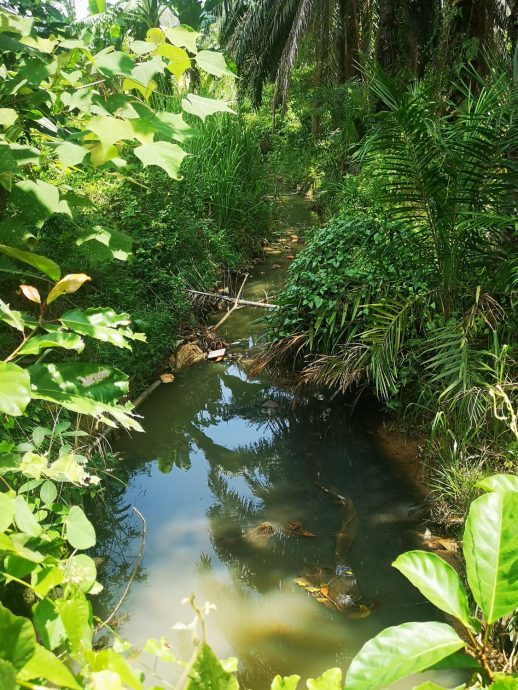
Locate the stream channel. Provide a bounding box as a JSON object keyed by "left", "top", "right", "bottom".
{"left": 95, "top": 193, "right": 461, "bottom": 689}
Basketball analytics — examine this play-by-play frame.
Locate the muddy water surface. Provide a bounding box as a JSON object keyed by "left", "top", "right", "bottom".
{"left": 96, "top": 194, "right": 461, "bottom": 689}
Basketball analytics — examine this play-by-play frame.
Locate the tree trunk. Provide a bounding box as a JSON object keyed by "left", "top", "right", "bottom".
{"left": 458, "top": 0, "right": 497, "bottom": 67}
{"left": 376, "top": 0, "right": 399, "bottom": 73}
{"left": 337, "top": 0, "right": 360, "bottom": 81}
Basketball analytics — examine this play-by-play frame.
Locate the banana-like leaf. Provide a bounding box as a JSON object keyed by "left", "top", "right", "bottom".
{"left": 346, "top": 622, "right": 464, "bottom": 690}
{"left": 476, "top": 474, "right": 518, "bottom": 494}
{"left": 393, "top": 550, "right": 474, "bottom": 630}
{"left": 464, "top": 490, "right": 518, "bottom": 623}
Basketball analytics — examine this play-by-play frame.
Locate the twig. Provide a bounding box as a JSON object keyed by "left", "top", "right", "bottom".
{"left": 213, "top": 274, "right": 249, "bottom": 330}
{"left": 95, "top": 506, "right": 147, "bottom": 632}
{"left": 132, "top": 380, "right": 162, "bottom": 410}
{"left": 187, "top": 288, "right": 277, "bottom": 309}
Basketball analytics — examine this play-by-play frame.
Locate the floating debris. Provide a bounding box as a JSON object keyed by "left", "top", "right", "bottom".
{"left": 207, "top": 348, "right": 226, "bottom": 360}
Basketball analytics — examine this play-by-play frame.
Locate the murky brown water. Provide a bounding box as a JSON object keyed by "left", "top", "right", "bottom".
{"left": 95, "top": 193, "right": 462, "bottom": 689}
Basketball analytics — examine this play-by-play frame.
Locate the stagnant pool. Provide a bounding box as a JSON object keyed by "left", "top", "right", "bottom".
{"left": 94, "top": 194, "right": 462, "bottom": 689}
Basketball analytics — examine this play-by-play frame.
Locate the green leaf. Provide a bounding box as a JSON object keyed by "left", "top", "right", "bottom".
{"left": 33, "top": 599, "right": 66, "bottom": 651}
{"left": 0, "top": 604, "right": 36, "bottom": 671}
{"left": 0, "top": 492, "right": 14, "bottom": 531}
{"left": 11, "top": 180, "right": 71, "bottom": 228}
{"left": 94, "top": 50, "right": 134, "bottom": 77}
{"left": 40, "top": 480, "right": 57, "bottom": 505}
{"left": 271, "top": 676, "right": 300, "bottom": 690}
{"left": 0, "top": 300, "right": 25, "bottom": 332}
{"left": 157, "top": 44, "right": 191, "bottom": 79}
{"left": 88, "top": 0, "right": 106, "bottom": 15}
{"left": 56, "top": 142, "right": 88, "bottom": 167}
{"left": 0, "top": 109, "right": 17, "bottom": 127}
{"left": 0, "top": 363, "right": 31, "bottom": 416}
{"left": 185, "top": 642, "right": 239, "bottom": 690}
{"left": 59, "top": 307, "right": 145, "bottom": 349}
{"left": 65, "top": 506, "right": 96, "bottom": 550}
{"left": 165, "top": 25, "right": 199, "bottom": 54}
{"left": 195, "top": 50, "right": 234, "bottom": 78}
{"left": 129, "top": 56, "right": 165, "bottom": 87}
{"left": 392, "top": 550, "right": 473, "bottom": 630}
{"left": 63, "top": 554, "right": 97, "bottom": 592}
{"left": 345, "top": 622, "right": 465, "bottom": 690}
{"left": 0, "top": 244, "right": 61, "bottom": 280}
{"left": 181, "top": 94, "right": 235, "bottom": 121}
{"left": 429, "top": 651, "right": 481, "bottom": 670}
{"left": 0, "top": 658, "right": 16, "bottom": 690}
{"left": 19, "top": 332, "right": 85, "bottom": 356}
{"left": 0, "top": 9, "right": 34, "bottom": 35}
{"left": 55, "top": 595, "right": 92, "bottom": 654}
{"left": 14, "top": 495, "right": 42, "bottom": 537}
{"left": 76, "top": 225, "right": 133, "bottom": 261}
{"left": 88, "top": 648, "right": 143, "bottom": 690}
{"left": 134, "top": 142, "right": 188, "bottom": 179}
{"left": 476, "top": 474, "right": 518, "bottom": 494}
{"left": 306, "top": 668, "right": 342, "bottom": 690}
{"left": 31, "top": 565, "right": 63, "bottom": 598}
{"left": 10, "top": 143, "right": 40, "bottom": 167}
{"left": 18, "top": 643, "right": 81, "bottom": 689}
{"left": 464, "top": 490, "right": 518, "bottom": 623}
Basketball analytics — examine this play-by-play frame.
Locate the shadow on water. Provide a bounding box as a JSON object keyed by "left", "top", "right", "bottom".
{"left": 92, "top": 193, "right": 462, "bottom": 689}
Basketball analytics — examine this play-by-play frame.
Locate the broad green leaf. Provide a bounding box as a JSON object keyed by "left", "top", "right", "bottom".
{"left": 0, "top": 109, "right": 17, "bottom": 127}
{"left": 476, "top": 474, "right": 518, "bottom": 494}
{"left": 429, "top": 651, "right": 481, "bottom": 670}
{"left": 11, "top": 180, "right": 71, "bottom": 228}
{"left": 19, "top": 451, "right": 48, "bottom": 479}
{"left": 185, "top": 643, "right": 238, "bottom": 690}
{"left": 60, "top": 307, "right": 145, "bottom": 349}
{"left": 271, "top": 676, "right": 300, "bottom": 690}
{"left": 306, "top": 668, "right": 342, "bottom": 690}
{"left": 464, "top": 490, "right": 518, "bottom": 623}
{"left": 40, "top": 480, "right": 57, "bottom": 505}
{"left": 182, "top": 94, "right": 235, "bottom": 121}
{"left": 345, "top": 622, "right": 465, "bottom": 690}
{"left": 157, "top": 44, "right": 191, "bottom": 79}
{"left": 0, "top": 604, "right": 36, "bottom": 670}
{"left": 0, "top": 10, "right": 33, "bottom": 35}
{"left": 0, "top": 244, "right": 61, "bottom": 281}
{"left": 412, "top": 683, "right": 450, "bottom": 690}
{"left": 195, "top": 50, "right": 234, "bottom": 78}
{"left": 56, "top": 142, "right": 88, "bottom": 167}
{"left": 166, "top": 25, "right": 199, "bottom": 54}
{"left": 63, "top": 553, "right": 97, "bottom": 592}
{"left": 55, "top": 595, "right": 93, "bottom": 654}
{"left": 86, "top": 116, "right": 135, "bottom": 146}
{"left": 0, "top": 492, "right": 14, "bottom": 531}
{"left": 94, "top": 50, "right": 134, "bottom": 77}
{"left": 0, "top": 299, "right": 25, "bottom": 331}
{"left": 20, "top": 35, "right": 57, "bottom": 53}
{"left": 47, "top": 273, "right": 91, "bottom": 304}
{"left": 33, "top": 599, "right": 66, "bottom": 650}
{"left": 18, "top": 643, "right": 81, "bottom": 689}
{"left": 0, "top": 658, "right": 16, "bottom": 690}
{"left": 490, "top": 675, "right": 518, "bottom": 690}
{"left": 76, "top": 225, "right": 133, "bottom": 261}
{"left": 88, "top": 0, "right": 106, "bottom": 15}
{"left": 129, "top": 56, "right": 165, "bottom": 88}
{"left": 65, "top": 505, "right": 96, "bottom": 550}
{"left": 122, "top": 76, "right": 157, "bottom": 100}
{"left": 14, "top": 495, "right": 42, "bottom": 537}
{"left": 19, "top": 332, "right": 85, "bottom": 356}
{"left": 10, "top": 143, "right": 40, "bottom": 167}
{"left": 0, "top": 363, "right": 31, "bottom": 416}
{"left": 392, "top": 551, "right": 473, "bottom": 629}
{"left": 31, "top": 565, "right": 63, "bottom": 598}
{"left": 134, "top": 142, "right": 188, "bottom": 179}
{"left": 146, "top": 27, "right": 165, "bottom": 44}
{"left": 88, "top": 648, "right": 143, "bottom": 690}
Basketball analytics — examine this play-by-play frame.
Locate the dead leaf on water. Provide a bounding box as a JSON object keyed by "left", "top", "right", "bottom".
{"left": 160, "top": 373, "right": 175, "bottom": 383}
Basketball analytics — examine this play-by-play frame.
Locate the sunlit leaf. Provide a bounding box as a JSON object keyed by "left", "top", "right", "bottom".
{"left": 271, "top": 675, "right": 300, "bottom": 690}
{"left": 0, "top": 492, "right": 14, "bottom": 531}
{"left": 60, "top": 307, "right": 145, "bottom": 349}
{"left": 182, "top": 93, "right": 234, "bottom": 121}
{"left": 94, "top": 50, "right": 134, "bottom": 77}
{"left": 346, "top": 622, "right": 464, "bottom": 690}
{"left": 0, "top": 109, "right": 17, "bottom": 127}
{"left": 47, "top": 273, "right": 91, "bottom": 304}
{"left": 0, "top": 363, "right": 31, "bottom": 416}
{"left": 19, "top": 285, "right": 41, "bottom": 304}
{"left": 19, "top": 332, "right": 85, "bottom": 356}
{"left": 76, "top": 225, "right": 132, "bottom": 261}
{"left": 0, "top": 604, "right": 36, "bottom": 670}
{"left": 476, "top": 474, "right": 518, "bottom": 494}
{"left": 195, "top": 50, "right": 235, "bottom": 78}
{"left": 185, "top": 642, "right": 238, "bottom": 690}
{"left": 65, "top": 506, "right": 96, "bottom": 550}
{"left": 0, "top": 244, "right": 61, "bottom": 280}
{"left": 307, "top": 668, "right": 342, "bottom": 690}
{"left": 55, "top": 595, "right": 93, "bottom": 654}
{"left": 134, "top": 141, "right": 188, "bottom": 179}
{"left": 18, "top": 643, "right": 81, "bottom": 689}
{"left": 56, "top": 142, "right": 88, "bottom": 167}
{"left": 63, "top": 553, "right": 97, "bottom": 592}
{"left": 39, "top": 480, "right": 57, "bottom": 506}
{"left": 11, "top": 180, "right": 70, "bottom": 227}
{"left": 392, "top": 551, "right": 473, "bottom": 630}
{"left": 14, "top": 495, "right": 42, "bottom": 537}
{"left": 166, "top": 25, "right": 199, "bottom": 54}
{"left": 464, "top": 490, "right": 518, "bottom": 623}
{"left": 0, "top": 299, "right": 25, "bottom": 331}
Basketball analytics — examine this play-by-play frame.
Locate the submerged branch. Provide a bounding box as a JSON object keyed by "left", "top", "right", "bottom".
{"left": 187, "top": 288, "right": 277, "bottom": 309}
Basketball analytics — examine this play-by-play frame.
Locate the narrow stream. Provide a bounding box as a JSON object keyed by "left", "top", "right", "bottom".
{"left": 95, "top": 193, "right": 460, "bottom": 689}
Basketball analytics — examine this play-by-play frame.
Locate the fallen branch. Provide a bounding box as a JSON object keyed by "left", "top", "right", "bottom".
{"left": 187, "top": 288, "right": 277, "bottom": 309}
{"left": 214, "top": 273, "right": 249, "bottom": 330}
